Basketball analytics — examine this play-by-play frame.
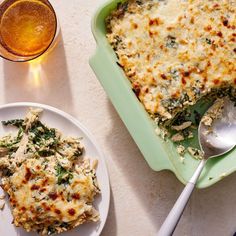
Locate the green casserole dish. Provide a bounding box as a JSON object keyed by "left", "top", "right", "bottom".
{"left": 89, "top": 0, "right": 236, "bottom": 188}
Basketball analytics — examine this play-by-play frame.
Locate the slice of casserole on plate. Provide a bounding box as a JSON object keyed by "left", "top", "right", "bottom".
{"left": 0, "top": 108, "right": 100, "bottom": 235}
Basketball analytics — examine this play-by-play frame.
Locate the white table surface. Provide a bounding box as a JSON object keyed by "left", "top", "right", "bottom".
{"left": 0, "top": 1, "right": 236, "bottom": 236}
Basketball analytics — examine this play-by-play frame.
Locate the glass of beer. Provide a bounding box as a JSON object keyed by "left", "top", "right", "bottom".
{"left": 0, "top": 0, "right": 58, "bottom": 62}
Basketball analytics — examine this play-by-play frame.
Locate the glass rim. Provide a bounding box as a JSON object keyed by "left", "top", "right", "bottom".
{"left": 0, "top": 0, "right": 58, "bottom": 63}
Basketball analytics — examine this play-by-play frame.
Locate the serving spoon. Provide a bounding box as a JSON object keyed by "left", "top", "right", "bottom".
{"left": 157, "top": 97, "right": 236, "bottom": 236}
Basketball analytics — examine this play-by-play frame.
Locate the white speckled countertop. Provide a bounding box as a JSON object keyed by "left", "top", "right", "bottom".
{"left": 0, "top": 1, "right": 236, "bottom": 236}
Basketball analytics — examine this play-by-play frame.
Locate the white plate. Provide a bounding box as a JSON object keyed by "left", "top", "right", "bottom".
{"left": 0, "top": 102, "right": 110, "bottom": 236}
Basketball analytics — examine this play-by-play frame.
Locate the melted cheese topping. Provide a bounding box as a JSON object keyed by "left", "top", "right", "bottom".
{"left": 3, "top": 158, "right": 97, "bottom": 227}
{"left": 107, "top": 0, "right": 236, "bottom": 124}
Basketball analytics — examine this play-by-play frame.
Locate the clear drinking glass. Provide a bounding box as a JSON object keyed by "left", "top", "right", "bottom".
{"left": 0, "top": 0, "right": 59, "bottom": 62}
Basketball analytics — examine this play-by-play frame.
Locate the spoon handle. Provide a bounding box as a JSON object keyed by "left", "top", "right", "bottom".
{"left": 157, "top": 159, "right": 206, "bottom": 236}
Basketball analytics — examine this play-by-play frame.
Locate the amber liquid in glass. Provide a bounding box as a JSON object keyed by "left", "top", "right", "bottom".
{"left": 0, "top": 0, "right": 56, "bottom": 57}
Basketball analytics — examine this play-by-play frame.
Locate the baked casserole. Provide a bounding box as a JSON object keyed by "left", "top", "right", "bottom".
{"left": 106, "top": 0, "right": 236, "bottom": 130}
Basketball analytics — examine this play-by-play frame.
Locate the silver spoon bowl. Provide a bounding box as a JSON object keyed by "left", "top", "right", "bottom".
{"left": 157, "top": 97, "right": 236, "bottom": 236}
{"left": 199, "top": 97, "right": 236, "bottom": 158}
